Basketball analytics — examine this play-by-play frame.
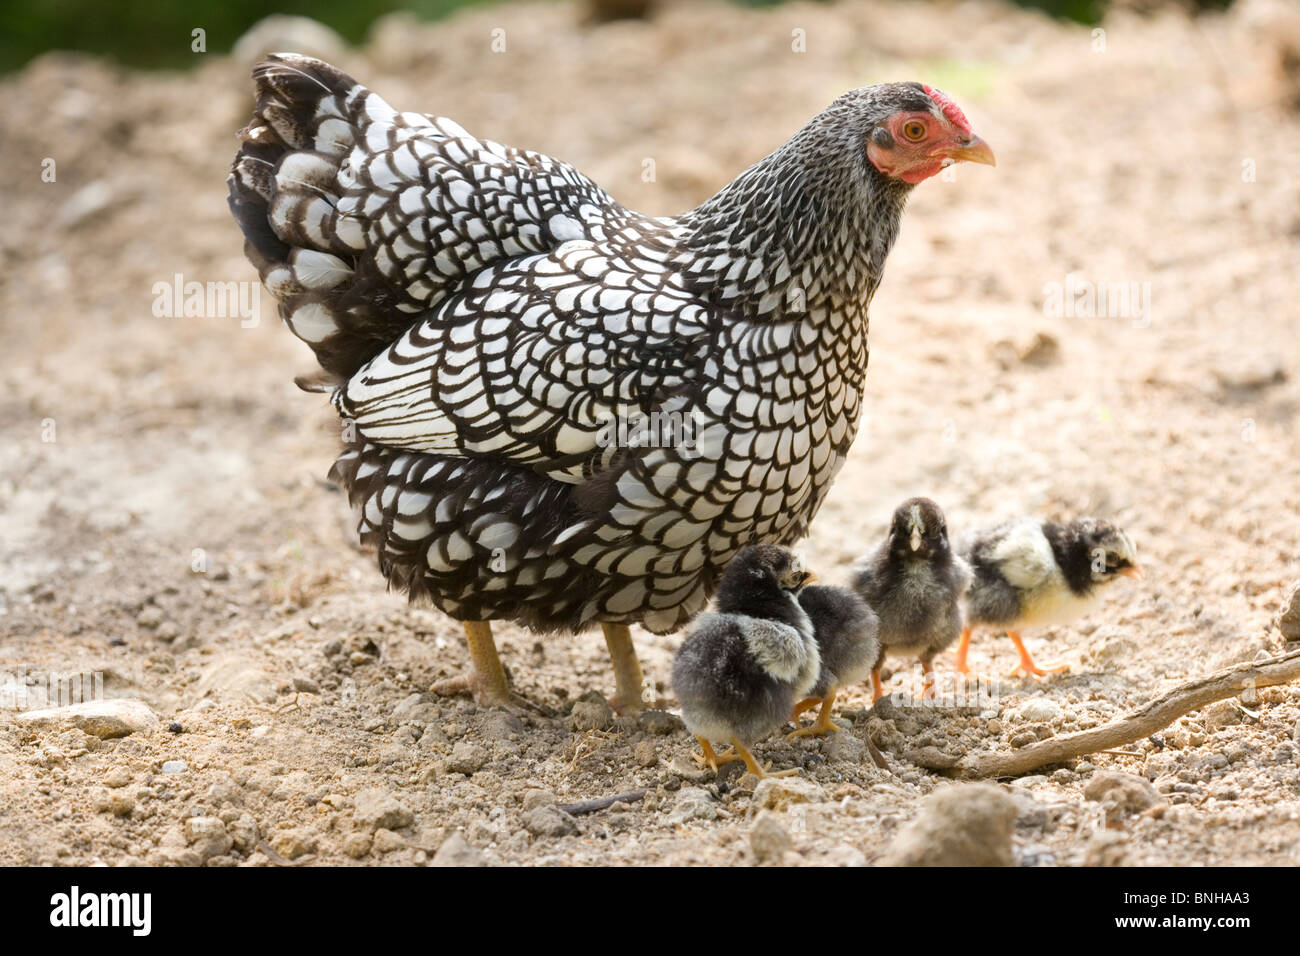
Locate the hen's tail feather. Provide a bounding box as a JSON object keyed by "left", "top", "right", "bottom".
{"left": 227, "top": 53, "right": 409, "bottom": 381}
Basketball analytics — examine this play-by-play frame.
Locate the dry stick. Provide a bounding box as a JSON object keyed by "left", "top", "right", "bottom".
{"left": 956, "top": 647, "right": 1300, "bottom": 780}
{"left": 556, "top": 789, "right": 648, "bottom": 816}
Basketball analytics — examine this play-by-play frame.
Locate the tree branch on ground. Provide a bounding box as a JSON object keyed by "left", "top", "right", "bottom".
{"left": 954, "top": 647, "right": 1300, "bottom": 779}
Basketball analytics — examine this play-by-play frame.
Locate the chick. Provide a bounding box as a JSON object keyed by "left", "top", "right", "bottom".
{"left": 852, "top": 498, "right": 971, "bottom": 701}
{"left": 672, "top": 544, "right": 820, "bottom": 778}
{"left": 958, "top": 517, "right": 1143, "bottom": 678}
{"left": 787, "top": 585, "right": 880, "bottom": 738}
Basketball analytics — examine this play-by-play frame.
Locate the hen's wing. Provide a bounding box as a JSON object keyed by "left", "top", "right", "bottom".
{"left": 335, "top": 238, "right": 714, "bottom": 482}
{"left": 228, "top": 53, "right": 627, "bottom": 379}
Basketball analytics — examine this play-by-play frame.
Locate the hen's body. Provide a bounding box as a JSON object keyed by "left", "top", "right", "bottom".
{"left": 228, "top": 55, "right": 917, "bottom": 636}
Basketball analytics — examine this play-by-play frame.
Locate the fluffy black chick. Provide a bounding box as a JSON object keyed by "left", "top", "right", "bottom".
{"left": 852, "top": 498, "right": 970, "bottom": 700}
{"left": 672, "top": 545, "right": 819, "bottom": 778}
{"left": 787, "top": 586, "right": 880, "bottom": 738}
{"left": 958, "top": 517, "right": 1142, "bottom": 678}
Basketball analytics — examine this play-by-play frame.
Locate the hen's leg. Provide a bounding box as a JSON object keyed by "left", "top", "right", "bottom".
{"left": 602, "top": 622, "right": 646, "bottom": 714}
{"left": 432, "top": 621, "right": 513, "bottom": 707}
{"left": 1006, "top": 630, "right": 1068, "bottom": 678}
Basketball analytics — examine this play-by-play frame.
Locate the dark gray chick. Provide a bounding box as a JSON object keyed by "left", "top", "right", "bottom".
{"left": 788, "top": 585, "right": 880, "bottom": 737}
{"left": 852, "top": 497, "right": 971, "bottom": 701}
{"left": 958, "top": 516, "right": 1142, "bottom": 678}
{"left": 672, "top": 544, "right": 820, "bottom": 778}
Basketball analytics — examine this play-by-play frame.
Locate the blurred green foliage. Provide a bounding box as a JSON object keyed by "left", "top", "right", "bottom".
{"left": 0, "top": 0, "right": 503, "bottom": 73}
{"left": 0, "top": 0, "right": 1234, "bottom": 74}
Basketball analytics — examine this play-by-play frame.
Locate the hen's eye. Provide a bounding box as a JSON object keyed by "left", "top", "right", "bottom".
{"left": 902, "top": 120, "right": 926, "bottom": 142}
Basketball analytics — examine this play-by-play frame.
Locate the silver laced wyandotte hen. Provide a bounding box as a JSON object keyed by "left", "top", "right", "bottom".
{"left": 852, "top": 497, "right": 971, "bottom": 701}
{"left": 226, "top": 54, "right": 995, "bottom": 711}
{"left": 671, "top": 545, "right": 819, "bottom": 778}
{"left": 957, "top": 517, "right": 1143, "bottom": 679}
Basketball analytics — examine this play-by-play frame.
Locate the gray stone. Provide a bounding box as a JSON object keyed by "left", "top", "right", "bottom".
{"left": 879, "top": 783, "right": 1018, "bottom": 866}
{"left": 269, "top": 828, "right": 317, "bottom": 860}
{"left": 1016, "top": 697, "right": 1062, "bottom": 723}
{"left": 227, "top": 813, "right": 259, "bottom": 853}
{"left": 17, "top": 699, "right": 158, "bottom": 739}
{"left": 184, "top": 817, "right": 232, "bottom": 861}
{"left": 521, "top": 805, "right": 579, "bottom": 837}
{"left": 432, "top": 832, "right": 486, "bottom": 867}
{"left": 825, "top": 731, "right": 866, "bottom": 764}
{"left": 446, "top": 741, "right": 488, "bottom": 775}
{"left": 373, "top": 828, "right": 406, "bottom": 854}
{"left": 633, "top": 739, "right": 659, "bottom": 767}
{"left": 638, "top": 710, "right": 682, "bottom": 736}
{"left": 103, "top": 767, "right": 134, "bottom": 788}
{"left": 567, "top": 697, "right": 613, "bottom": 732}
{"left": 668, "top": 787, "right": 717, "bottom": 822}
{"left": 1083, "top": 771, "right": 1163, "bottom": 820}
{"left": 353, "top": 788, "right": 415, "bottom": 831}
{"left": 521, "top": 789, "right": 557, "bottom": 811}
{"left": 342, "top": 832, "right": 372, "bottom": 859}
{"left": 751, "top": 777, "right": 826, "bottom": 812}
{"left": 748, "top": 811, "right": 793, "bottom": 862}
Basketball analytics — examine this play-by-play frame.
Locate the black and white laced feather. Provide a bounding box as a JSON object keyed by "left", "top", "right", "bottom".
{"left": 227, "top": 54, "right": 925, "bottom": 633}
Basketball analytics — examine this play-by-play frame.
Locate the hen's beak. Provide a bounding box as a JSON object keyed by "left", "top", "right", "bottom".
{"left": 1120, "top": 564, "right": 1145, "bottom": 581}
{"left": 939, "top": 134, "right": 996, "bottom": 167}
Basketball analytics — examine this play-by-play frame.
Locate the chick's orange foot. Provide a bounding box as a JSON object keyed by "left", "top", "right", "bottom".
{"left": 1007, "top": 630, "right": 1069, "bottom": 679}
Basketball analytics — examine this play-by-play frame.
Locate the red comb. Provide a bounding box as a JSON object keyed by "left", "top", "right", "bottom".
{"left": 922, "top": 84, "right": 972, "bottom": 135}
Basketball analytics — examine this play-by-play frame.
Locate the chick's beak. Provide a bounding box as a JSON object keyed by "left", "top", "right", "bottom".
{"left": 938, "top": 134, "right": 996, "bottom": 167}
{"left": 780, "top": 568, "right": 815, "bottom": 590}
{"left": 909, "top": 529, "right": 923, "bottom": 552}
{"left": 1119, "top": 564, "right": 1145, "bottom": 581}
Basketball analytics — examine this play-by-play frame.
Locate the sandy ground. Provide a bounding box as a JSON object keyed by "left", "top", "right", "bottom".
{"left": 2, "top": 0, "right": 1299, "bottom": 866}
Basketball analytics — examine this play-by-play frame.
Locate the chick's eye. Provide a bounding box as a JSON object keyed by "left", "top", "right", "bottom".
{"left": 902, "top": 120, "right": 927, "bottom": 142}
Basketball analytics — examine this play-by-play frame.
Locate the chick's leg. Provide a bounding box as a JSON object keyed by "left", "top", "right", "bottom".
{"left": 790, "top": 697, "right": 822, "bottom": 720}
{"left": 954, "top": 627, "right": 972, "bottom": 674}
{"left": 731, "top": 737, "right": 798, "bottom": 778}
{"left": 691, "top": 737, "right": 745, "bottom": 772}
{"left": 1007, "top": 630, "right": 1069, "bottom": 678}
{"left": 601, "top": 622, "right": 646, "bottom": 714}
{"left": 432, "top": 621, "right": 513, "bottom": 707}
{"left": 920, "top": 659, "right": 936, "bottom": 699}
{"left": 871, "top": 667, "right": 887, "bottom": 703}
{"left": 787, "top": 688, "right": 839, "bottom": 739}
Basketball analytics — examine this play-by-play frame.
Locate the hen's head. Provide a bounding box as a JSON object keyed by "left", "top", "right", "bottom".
{"left": 857, "top": 83, "right": 995, "bottom": 184}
